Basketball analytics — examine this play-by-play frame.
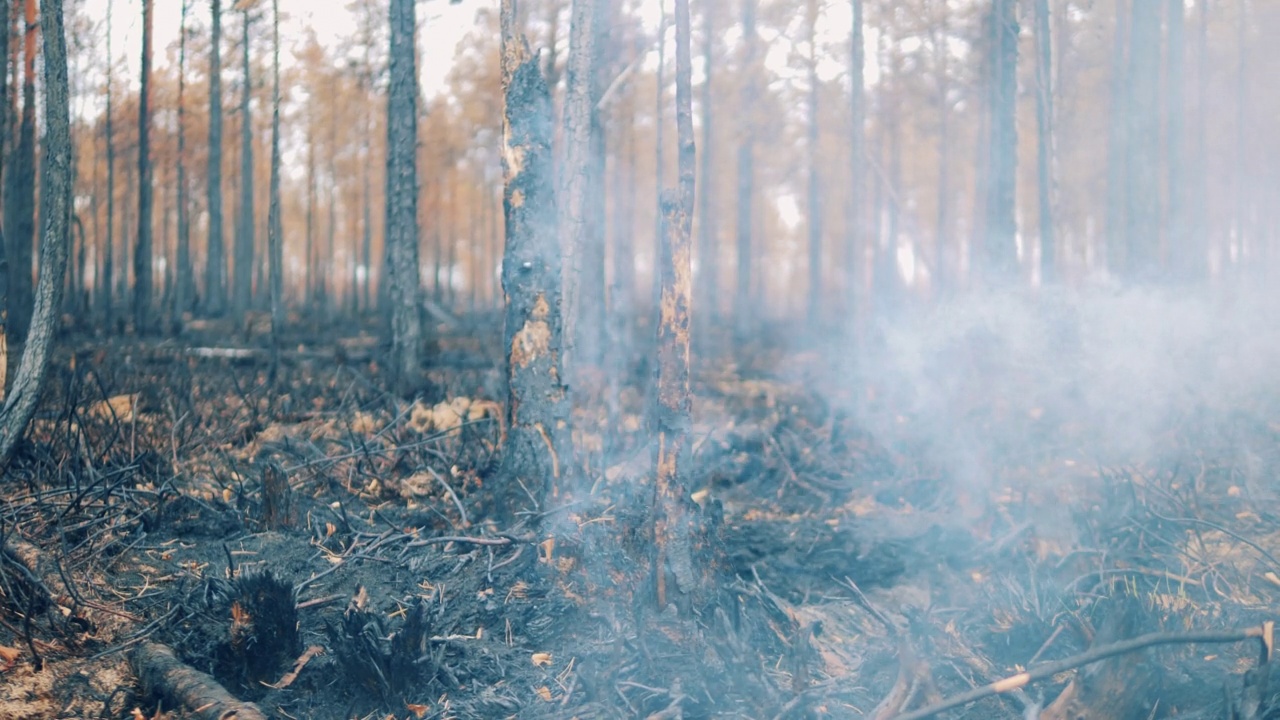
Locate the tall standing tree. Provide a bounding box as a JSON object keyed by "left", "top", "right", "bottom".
{"left": 981, "top": 0, "right": 1019, "bottom": 282}
{"left": 695, "top": 0, "right": 717, "bottom": 333}
{"left": 174, "top": 0, "right": 193, "bottom": 323}
{"left": 804, "top": 0, "right": 823, "bottom": 328}
{"left": 134, "top": 0, "right": 155, "bottom": 332}
{"left": 1104, "top": 3, "right": 1129, "bottom": 275}
{"left": 846, "top": 0, "right": 864, "bottom": 320}
{"left": 4, "top": 0, "right": 36, "bottom": 343}
{"left": 734, "top": 0, "right": 757, "bottom": 339}
{"left": 1125, "top": 0, "right": 1162, "bottom": 279}
{"left": 385, "top": 0, "right": 423, "bottom": 395}
{"left": 1166, "top": 0, "right": 1188, "bottom": 279}
{"left": 559, "top": 0, "right": 595, "bottom": 374}
{"left": 234, "top": 6, "right": 254, "bottom": 313}
{"left": 0, "top": 0, "right": 72, "bottom": 471}
{"left": 267, "top": 0, "right": 283, "bottom": 343}
{"left": 497, "top": 0, "right": 572, "bottom": 513}
{"left": 206, "top": 0, "right": 226, "bottom": 315}
{"left": 0, "top": 0, "right": 10, "bottom": 375}
{"left": 932, "top": 0, "right": 951, "bottom": 292}
{"left": 1033, "top": 0, "right": 1055, "bottom": 282}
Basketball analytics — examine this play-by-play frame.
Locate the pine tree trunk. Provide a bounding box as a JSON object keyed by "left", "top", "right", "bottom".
{"left": 497, "top": 0, "right": 573, "bottom": 516}
{"left": 0, "top": 0, "right": 72, "bottom": 470}
{"left": 134, "top": 0, "right": 154, "bottom": 333}
{"left": 695, "top": 0, "right": 717, "bottom": 334}
{"left": 1105, "top": 2, "right": 1129, "bottom": 276}
{"left": 734, "top": 0, "right": 756, "bottom": 340}
{"left": 982, "top": 0, "right": 1019, "bottom": 283}
{"left": 847, "top": 0, "right": 864, "bottom": 321}
{"left": 1166, "top": 0, "right": 1188, "bottom": 280}
{"left": 174, "top": 0, "right": 192, "bottom": 325}
{"left": 1125, "top": 0, "right": 1162, "bottom": 279}
{"left": 805, "top": 0, "right": 823, "bottom": 328}
{"left": 0, "top": 0, "right": 10, "bottom": 378}
{"left": 204, "top": 0, "right": 226, "bottom": 316}
{"left": 559, "top": 0, "right": 596, "bottom": 375}
{"left": 386, "top": 0, "right": 423, "bottom": 395}
{"left": 234, "top": 10, "right": 254, "bottom": 314}
{"left": 1034, "top": 0, "right": 1055, "bottom": 282}
{"left": 4, "top": 0, "right": 36, "bottom": 344}
{"left": 267, "top": 0, "right": 283, "bottom": 346}
{"left": 933, "top": 0, "right": 950, "bottom": 294}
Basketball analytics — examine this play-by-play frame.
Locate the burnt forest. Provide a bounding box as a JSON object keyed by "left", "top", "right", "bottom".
{"left": 2, "top": 0, "right": 1280, "bottom": 718}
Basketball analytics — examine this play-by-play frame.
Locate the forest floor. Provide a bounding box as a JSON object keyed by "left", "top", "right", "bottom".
{"left": 2, "top": 310, "right": 1280, "bottom": 719}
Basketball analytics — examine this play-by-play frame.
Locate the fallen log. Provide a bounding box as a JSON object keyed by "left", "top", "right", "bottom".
{"left": 130, "top": 641, "right": 268, "bottom": 720}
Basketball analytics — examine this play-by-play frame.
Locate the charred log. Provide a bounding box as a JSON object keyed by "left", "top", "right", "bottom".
{"left": 132, "top": 641, "right": 268, "bottom": 720}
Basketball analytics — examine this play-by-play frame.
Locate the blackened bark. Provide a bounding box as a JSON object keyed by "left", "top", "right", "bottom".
{"left": 1125, "top": 0, "right": 1161, "bottom": 279}
{"left": 267, "top": 0, "right": 282, "bottom": 343}
{"left": 651, "top": 0, "right": 713, "bottom": 616}
{"left": 579, "top": 0, "right": 610, "bottom": 370}
{"left": 134, "top": 0, "right": 154, "bottom": 333}
{"left": 205, "top": 0, "right": 226, "bottom": 316}
{"left": 982, "top": 0, "right": 1018, "bottom": 284}
{"left": 1166, "top": 0, "right": 1189, "bottom": 279}
{"left": 1034, "top": 0, "right": 1055, "bottom": 282}
{"left": 0, "top": 0, "right": 10, "bottom": 365}
{"left": 734, "top": 0, "right": 756, "bottom": 340}
{"left": 805, "top": 0, "right": 822, "bottom": 328}
{"left": 498, "top": 0, "right": 573, "bottom": 514}
{"left": 847, "top": 0, "right": 864, "bottom": 320}
{"left": 175, "top": 0, "right": 192, "bottom": 323}
{"left": 933, "top": 0, "right": 950, "bottom": 293}
{"left": 234, "top": 9, "right": 253, "bottom": 313}
{"left": 4, "top": 0, "right": 35, "bottom": 344}
{"left": 0, "top": 0, "right": 72, "bottom": 470}
{"left": 695, "top": 0, "right": 717, "bottom": 332}
{"left": 386, "top": 0, "right": 423, "bottom": 395}
{"left": 1105, "top": 3, "right": 1129, "bottom": 275}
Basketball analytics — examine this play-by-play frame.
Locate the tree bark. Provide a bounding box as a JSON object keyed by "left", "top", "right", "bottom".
{"left": 267, "top": 0, "right": 282, "bottom": 346}
{"left": 933, "top": 0, "right": 950, "bottom": 293}
{"left": 559, "top": 0, "right": 597, "bottom": 376}
{"left": 804, "top": 0, "right": 823, "bottom": 329}
{"left": 1166, "top": 0, "right": 1188, "bottom": 280}
{"left": 4, "top": 0, "right": 35, "bottom": 345}
{"left": 734, "top": 0, "right": 756, "bottom": 340}
{"left": 650, "top": 0, "right": 713, "bottom": 616}
{"left": 846, "top": 0, "right": 864, "bottom": 322}
{"left": 205, "top": 0, "right": 226, "bottom": 316}
{"left": 498, "top": 0, "right": 573, "bottom": 515}
{"left": 0, "top": 0, "right": 72, "bottom": 471}
{"left": 1125, "top": 0, "right": 1162, "bottom": 280}
{"left": 695, "top": 0, "right": 717, "bottom": 333}
{"left": 982, "top": 0, "right": 1019, "bottom": 284}
{"left": 234, "top": 9, "right": 254, "bottom": 314}
{"left": 1033, "top": 0, "right": 1055, "bottom": 282}
{"left": 1105, "top": 2, "right": 1129, "bottom": 276}
{"left": 134, "top": 0, "right": 154, "bottom": 333}
{"left": 174, "top": 0, "right": 192, "bottom": 324}
{"left": 131, "top": 643, "right": 267, "bottom": 720}
{"left": 386, "top": 0, "right": 423, "bottom": 395}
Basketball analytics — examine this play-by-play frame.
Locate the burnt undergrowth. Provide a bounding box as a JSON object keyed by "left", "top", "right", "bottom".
{"left": 0, "top": 313, "right": 1279, "bottom": 718}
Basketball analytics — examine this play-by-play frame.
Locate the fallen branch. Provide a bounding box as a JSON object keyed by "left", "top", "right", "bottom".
{"left": 131, "top": 641, "right": 268, "bottom": 720}
{"left": 890, "top": 624, "right": 1272, "bottom": 720}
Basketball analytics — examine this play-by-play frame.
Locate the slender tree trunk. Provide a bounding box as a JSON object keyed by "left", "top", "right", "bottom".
{"left": 805, "top": 0, "right": 823, "bottom": 329}
{"left": 361, "top": 21, "right": 373, "bottom": 314}
{"left": 1166, "top": 0, "right": 1187, "bottom": 280}
{"left": 1190, "top": 0, "right": 1208, "bottom": 275}
{"left": 1105, "top": 2, "right": 1129, "bottom": 276}
{"left": 174, "top": 0, "right": 192, "bottom": 324}
{"left": 1125, "top": 0, "right": 1161, "bottom": 279}
{"left": 386, "top": 0, "right": 423, "bottom": 395}
{"left": 497, "top": 0, "right": 572, "bottom": 516}
{"left": 205, "top": 0, "right": 226, "bottom": 316}
{"left": 734, "top": 0, "right": 756, "bottom": 340}
{"left": 933, "top": 0, "right": 950, "bottom": 294}
{"left": 0, "top": 0, "right": 71, "bottom": 471}
{"left": 1034, "top": 0, "right": 1055, "bottom": 282}
{"left": 695, "top": 0, "right": 717, "bottom": 333}
{"left": 304, "top": 115, "right": 316, "bottom": 308}
{"left": 134, "top": 0, "right": 154, "bottom": 333}
{"left": 1233, "top": 0, "right": 1247, "bottom": 268}
{"left": 4, "top": 0, "right": 35, "bottom": 344}
{"left": 234, "top": 10, "right": 253, "bottom": 313}
{"left": 559, "top": 0, "right": 595, "bottom": 375}
{"left": 580, "top": 0, "right": 610, "bottom": 369}
{"left": 267, "top": 0, "right": 283, "bottom": 346}
{"left": 847, "top": 0, "right": 864, "bottom": 323}
{"left": 0, "top": 0, "right": 10, "bottom": 374}
{"left": 654, "top": 5, "right": 666, "bottom": 313}
{"left": 651, "top": 0, "right": 714, "bottom": 616}
{"left": 982, "top": 0, "right": 1019, "bottom": 283}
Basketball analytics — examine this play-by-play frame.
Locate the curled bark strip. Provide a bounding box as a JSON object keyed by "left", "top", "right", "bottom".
{"left": 131, "top": 641, "right": 268, "bottom": 720}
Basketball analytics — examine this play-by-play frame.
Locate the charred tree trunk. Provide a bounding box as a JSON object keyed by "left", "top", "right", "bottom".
{"left": 804, "top": 0, "right": 823, "bottom": 329}
{"left": 982, "top": 0, "right": 1019, "bottom": 284}
{"left": 1166, "top": 0, "right": 1188, "bottom": 280}
{"left": 559, "top": 0, "right": 594, "bottom": 376}
{"left": 650, "top": 0, "right": 715, "bottom": 616}
{"left": 174, "top": 0, "right": 192, "bottom": 324}
{"left": 695, "top": 0, "right": 717, "bottom": 335}
{"left": 846, "top": 0, "right": 864, "bottom": 322}
{"left": 267, "top": 0, "right": 282, "bottom": 346}
{"left": 1125, "top": 0, "right": 1162, "bottom": 280}
{"left": 1190, "top": 0, "right": 1208, "bottom": 275}
{"left": 1105, "top": 3, "right": 1129, "bottom": 276}
{"left": 1033, "top": 0, "right": 1055, "bottom": 282}
{"left": 304, "top": 112, "right": 316, "bottom": 308}
{"left": 581, "top": 0, "right": 610, "bottom": 370}
{"left": 134, "top": 0, "right": 154, "bottom": 333}
{"left": 233, "top": 9, "right": 254, "bottom": 314}
{"left": 734, "top": 0, "right": 757, "bottom": 341}
{"left": 498, "top": 0, "right": 573, "bottom": 515}
{"left": 4, "top": 0, "right": 35, "bottom": 345}
{"left": 386, "top": 0, "right": 423, "bottom": 395}
{"left": 204, "top": 0, "right": 226, "bottom": 316}
{"left": 0, "top": 0, "right": 71, "bottom": 470}
{"left": 0, "top": 0, "right": 10, "bottom": 376}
